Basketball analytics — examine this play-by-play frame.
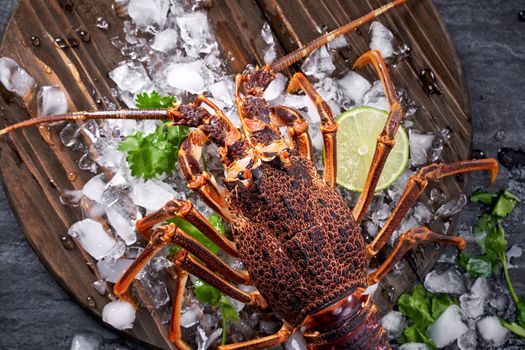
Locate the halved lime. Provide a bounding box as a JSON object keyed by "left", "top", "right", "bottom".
{"left": 335, "top": 106, "right": 409, "bottom": 192}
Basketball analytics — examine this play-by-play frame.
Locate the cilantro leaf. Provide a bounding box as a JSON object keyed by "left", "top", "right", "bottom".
{"left": 470, "top": 191, "right": 498, "bottom": 206}
{"left": 397, "top": 285, "right": 434, "bottom": 329}
{"left": 431, "top": 294, "right": 456, "bottom": 319}
{"left": 135, "top": 91, "right": 177, "bottom": 109}
{"left": 119, "top": 92, "right": 189, "bottom": 179}
{"left": 500, "top": 318, "right": 525, "bottom": 338}
{"left": 485, "top": 221, "right": 507, "bottom": 258}
{"left": 193, "top": 279, "right": 221, "bottom": 306}
{"left": 220, "top": 295, "right": 240, "bottom": 322}
{"left": 472, "top": 214, "right": 497, "bottom": 251}
{"left": 458, "top": 252, "right": 497, "bottom": 278}
{"left": 119, "top": 122, "right": 189, "bottom": 179}
{"left": 492, "top": 190, "right": 520, "bottom": 218}
{"left": 399, "top": 325, "right": 435, "bottom": 349}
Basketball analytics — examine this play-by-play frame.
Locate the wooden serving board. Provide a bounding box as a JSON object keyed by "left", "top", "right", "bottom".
{"left": 0, "top": 0, "right": 471, "bottom": 348}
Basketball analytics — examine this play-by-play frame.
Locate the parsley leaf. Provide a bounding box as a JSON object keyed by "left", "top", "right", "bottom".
{"left": 119, "top": 92, "right": 189, "bottom": 179}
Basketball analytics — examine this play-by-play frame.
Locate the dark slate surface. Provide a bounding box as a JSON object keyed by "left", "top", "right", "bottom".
{"left": 0, "top": 0, "right": 524, "bottom": 349}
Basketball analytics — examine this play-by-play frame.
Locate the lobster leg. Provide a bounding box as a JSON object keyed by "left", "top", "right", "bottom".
{"left": 179, "top": 129, "right": 233, "bottom": 221}
{"left": 168, "top": 267, "right": 191, "bottom": 350}
{"left": 367, "top": 159, "right": 498, "bottom": 257}
{"left": 271, "top": 105, "right": 313, "bottom": 160}
{"left": 136, "top": 198, "right": 239, "bottom": 257}
{"left": 114, "top": 224, "right": 252, "bottom": 303}
{"left": 172, "top": 249, "right": 265, "bottom": 306}
{"left": 287, "top": 72, "right": 338, "bottom": 187}
{"left": 218, "top": 324, "right": 293, "bottom": 350}
{"left": 352, "top": 50, "right": 404, "bottom": 223}
{"left": 367, "top": 227, "right": 466, "bottom": 284}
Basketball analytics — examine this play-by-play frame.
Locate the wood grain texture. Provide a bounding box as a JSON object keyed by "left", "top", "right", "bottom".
{"left": 0, "top": 0, "right": 470, "bottom": 348}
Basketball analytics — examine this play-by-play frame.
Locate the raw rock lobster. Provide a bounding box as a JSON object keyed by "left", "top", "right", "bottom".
{"left": 0, "top": 0, "right": 498, "bottom": 349}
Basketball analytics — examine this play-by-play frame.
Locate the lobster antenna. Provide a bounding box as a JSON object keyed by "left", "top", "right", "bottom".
{"left": 0, "top": 109, "right": 170, "bottom": 136}
{"left": 270, "top": 0, "right": 408, "bottom": 73}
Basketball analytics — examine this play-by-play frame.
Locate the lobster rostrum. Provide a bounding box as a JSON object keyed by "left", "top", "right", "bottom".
{"left": 0, "top": 0, "right": 499, "bottom": 349}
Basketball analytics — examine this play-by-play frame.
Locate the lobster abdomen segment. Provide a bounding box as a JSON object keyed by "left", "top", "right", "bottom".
{"left": 304, "top": 289, "right": 390, "bottom": 350}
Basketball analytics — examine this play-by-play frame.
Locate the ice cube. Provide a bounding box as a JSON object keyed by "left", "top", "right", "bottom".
{"left": 399, "top": 344, "right": 430, "bottom": 350}
{"left": 309, "top": 122, "right": 324, "bottom": 151}
{"left": 489, "top": 294, "right": 508, "bottom": 311}
{"left": 128, "top": 0, "right": 170, "bottom": 30}
{"left": 83, "top": 174, "right": 107, "bottom": 203}
{"left": 68, "top": 219, "right": 121, "bottom": 260}
{"left": 92, "top": 138, "right": 125, "bottom": 169}
{"left": 413, "top": 203, "right": 433, "bottom": 224}
{"left": 102, "top": 300, "right": 136, "bottom": 330}
{"left": 109, "top": 61, "right": 151, "bottom": 94}
{"left": 301, "top": 46, "right": 335, "bottom": 80}
{"left": 37, "top": 86, "right": 68, "bottom": 116}
{"left": 264, "top": 73, "right": 287, "bottom": 101}
{"left": 327, "top": 35, "right": 348, "bottom": 50}
{"left": 70, "top": 332, "right": 102, "bottom": 350}
{"left": 92, "top": 280, "right": 107, "bottom": 296}
{"left": 0, "top": 57, "right": 36, "bottom": 97}
{"left": 424, "top": 267, "right": 467, "bottom": 295}
{"left": 165, "top": 60, "right": 211, "bottom": 94}
{"left": 209, "top": 78, "right": 235, "bottom": 107}
{"left": 381, "top": 311, "right": 408, "bottom": 339}
{"left": 106, "top": 204, "right": 137, "bottom": 245}
{"left": 151, "top": 28, "right": 179, "bottom": 53}
{"left": 97, "top": 259, "right": 134, "bottom": 283}
{"left": 457, "top": 329, "right": 477, "bottom": 350}
{"left": 427, "top": 305, "right": 468, "bottom": 348}
{"left": 180, "top": 304, "right": 204, "bottom": 328}
{"left": 435, "top": 195, "right": 467, "bottom": 218}
{"left": 506, "top": 244, "right": 523, "bottom": 268}
{"left": 409, "top": 130, "right": 435, "bottom": 166}
{"left": 337, "top": 71, "right": 371, "bottom": 103}
{"left": 140, "top": 277, "right": 170, "bottom": 308}
{"left": 360, "top": 80, "right": 388, "bottom": 111}
{"left": 369, "top": 21, "right": 394, "bottom": 58}
{"left": 176, "top": 12, "right": 213, "bottom": 56}
{"left": 285, "top": 332, "right": 308, "bottom": 350}
{"left": 197, "top": 327, "right": 222, "bottom": 350}
{"left": 131, "top": 180, "right": 174, "bottom": 211}
{"left": 261, "top": 22, "right": 276, "bottom": 64}
{"left": 459, "top": 293, "right": 484, "bottom": 319}
{"left": 477, "top": 316, "right": 509, "bottom": 346}
{"left": 470, "top": 278, "right": 490, "bottom": 300}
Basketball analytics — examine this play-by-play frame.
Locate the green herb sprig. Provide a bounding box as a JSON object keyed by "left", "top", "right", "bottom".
{"left": 459, "top": 190, "right": 524, "bottom": 337}
{"left": 397, "top": 285, "right": 456, "bottom": 348}
{"left": 118, "top": 92, "right": 189, "bottom": 179}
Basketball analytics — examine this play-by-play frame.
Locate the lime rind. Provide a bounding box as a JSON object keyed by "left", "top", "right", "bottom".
{"left": 335, "top": 106, "right": 410, "bottom": 192}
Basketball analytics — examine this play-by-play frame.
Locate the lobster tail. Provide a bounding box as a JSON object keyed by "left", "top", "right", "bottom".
{"left": 303, "top": 289, "right": 390, "bottom": 350}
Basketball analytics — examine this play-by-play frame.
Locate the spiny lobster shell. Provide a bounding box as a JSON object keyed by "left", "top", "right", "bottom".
{"left": 225, "top": 154, "right": 368, "bottom": 326}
